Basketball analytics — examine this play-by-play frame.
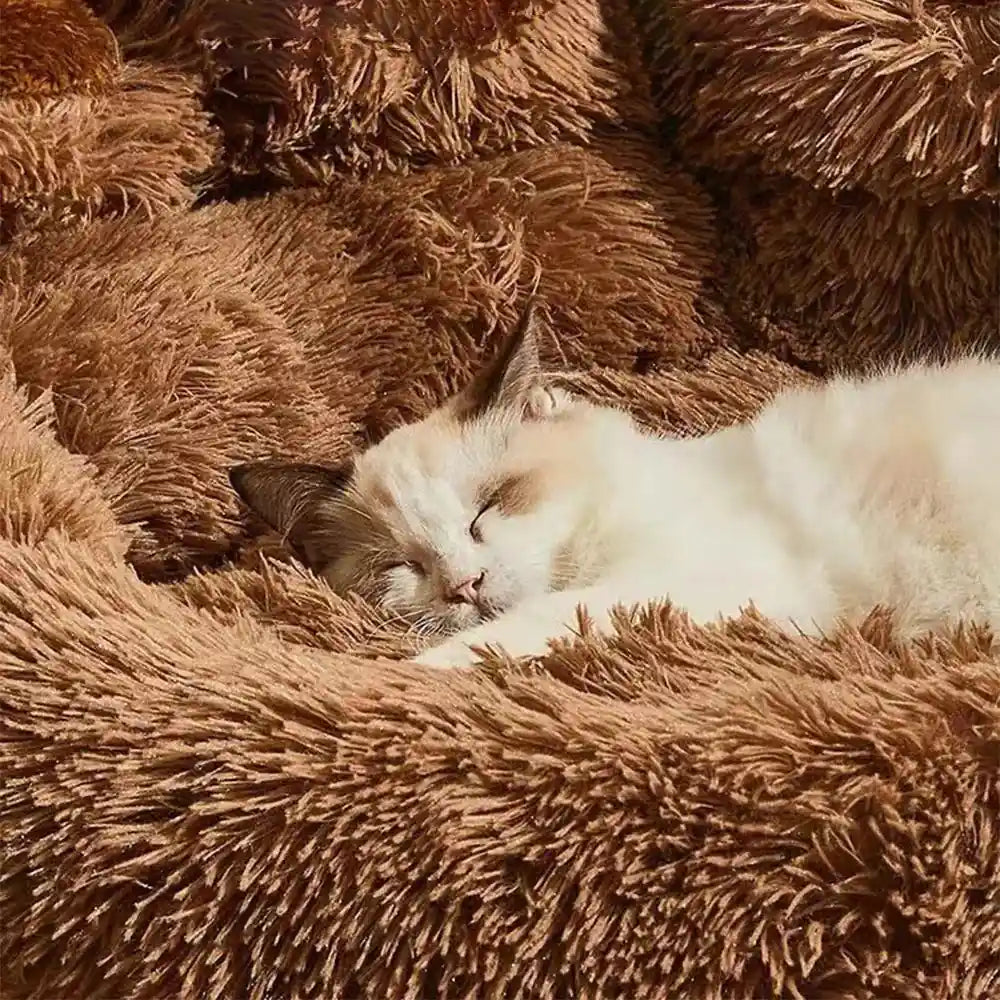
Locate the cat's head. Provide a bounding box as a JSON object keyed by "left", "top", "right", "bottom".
{"left": 229, "top": 300, "right": 585, "bottom": 635}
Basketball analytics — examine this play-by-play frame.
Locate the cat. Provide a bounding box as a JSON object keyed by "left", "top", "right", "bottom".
{"left": 230, "top": 300, "right": 1000, "bottom": 668}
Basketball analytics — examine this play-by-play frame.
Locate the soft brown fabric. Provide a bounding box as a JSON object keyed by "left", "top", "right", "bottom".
{"left": 0, "top": 201, "right": 351, "bottom": 577}
{"left": 645, "top": 0, "right": 1000, "bottom": 201}
{"left": 0, "top": 0, "right": 120, "bottom": 97}
{"left": 87, "top": 0, "right": 657, "bottom": 179}
{"left": 726, "top": 175, "right": 1000, "bottom": 366}
{"left": 3, "top": 0, "right": 1000, "bottom": 996}
{"left": 3, "top": 536, "right": 999, "bottom": 1000}
{"left": 565, "top": 349, "right": 815, "bottom": 432}
{"left": 0, "top": 362, "right": 128, "bottom": 555}
{"left": 170, "top": 557, "right": 425, "bottom": 659}
{"left": 201, "top": 0, "right": 656, "bottom": 180}
{"left": 0, "top": 59, "right": 218, "bottom": 239}
{"left": 639, "top": 0, "right": 1000, "bottom": 369}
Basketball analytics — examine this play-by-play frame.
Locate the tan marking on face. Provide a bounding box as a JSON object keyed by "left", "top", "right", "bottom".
{"left": 491, "top": 471, "right": 544, "bottom": 516}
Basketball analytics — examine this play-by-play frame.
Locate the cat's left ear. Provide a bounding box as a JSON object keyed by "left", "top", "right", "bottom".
{"left": 454, "top": 297, "right": 555, "bottom": 421}
{"left": 228, "top": 460, "right": 351, "bottom": 569}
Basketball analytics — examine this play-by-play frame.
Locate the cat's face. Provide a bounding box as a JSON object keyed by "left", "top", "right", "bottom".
{"left": 230, "top": 300, "right": 579, "bottom": 635}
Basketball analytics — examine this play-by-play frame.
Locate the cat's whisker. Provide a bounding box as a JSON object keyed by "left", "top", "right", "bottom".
{"left": 406, "top": 614, "right": 448, "bottom": 639}
{"left": 374, "top": 607, "right": 421, "bottom": 631}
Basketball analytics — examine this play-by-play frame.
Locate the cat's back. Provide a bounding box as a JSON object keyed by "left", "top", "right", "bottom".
{"left": 757, "top": 356, "right": 1000, "bottom": 490}
{"left": 747, "top": 356, "right": 1000, "bottom": 634}
{"left": 778, "top": 354, "right": 1000, "bottom": 426}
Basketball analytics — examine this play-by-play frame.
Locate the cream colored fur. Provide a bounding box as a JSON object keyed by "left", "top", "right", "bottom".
{"left": 230, "top": 308, "right": 1000, "bottom": 670}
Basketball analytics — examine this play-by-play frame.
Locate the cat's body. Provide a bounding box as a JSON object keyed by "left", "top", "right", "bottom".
{"left": 230, "top": 302, "right": 1000, "bottom": 668}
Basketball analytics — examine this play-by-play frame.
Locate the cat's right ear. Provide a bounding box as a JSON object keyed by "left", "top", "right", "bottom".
{"left": 453, "top": 296, "right": 552, "bottom": 422}
{"left": 229, "top": 460, "right": 351, "bottom": 569}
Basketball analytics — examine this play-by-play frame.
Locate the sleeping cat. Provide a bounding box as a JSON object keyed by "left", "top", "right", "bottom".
{"left": 230, "top": 300, "right": 1000, "bottom": 668}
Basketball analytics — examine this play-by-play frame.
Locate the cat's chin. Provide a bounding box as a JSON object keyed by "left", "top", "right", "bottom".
{"left": 438, "top": 601, "right": 503, "bottom": 635}
{"left": 475, "top": 600, "right": 504, "bottom": 622}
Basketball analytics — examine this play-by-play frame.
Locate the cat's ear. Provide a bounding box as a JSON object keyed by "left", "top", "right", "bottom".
{"left": 455, "top": 297, "right": 549, "bottom": 421}
{"left": 229, "top": 460, "right": 350, "bottom": 569}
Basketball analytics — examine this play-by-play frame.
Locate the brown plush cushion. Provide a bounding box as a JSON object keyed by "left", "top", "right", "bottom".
{"left": 0, "top": 0, "right": 121, "bottom": 97}
{"left": 639, "top": 0, "right": 1000, "bottom": 368}
{"left": 0, "top": 205, "right": 350, "bottom": 578}
{"left": 199, "top": 0, "right": 656, "bottom": 179}
{"left": 2, "top": 529, "right": 998, "bottom": 1000}
{"left": 725, "top": 174, "right": 1000, "bottom": 366}
{"left": 646, "top": 0, "right": 1000, "bottom": 201}
{"left": 0, "top": 362, "right": 127, "bottom": 554}
{"left": 0, "top": 139, "right": 723, "bottom": 578}
{"left": 0, "top": 59, "right": 218, "bottom": 239}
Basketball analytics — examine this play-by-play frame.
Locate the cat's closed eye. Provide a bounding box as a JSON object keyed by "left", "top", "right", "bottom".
{"left": 469, "top": 497, "right": 498, "bottom": 542}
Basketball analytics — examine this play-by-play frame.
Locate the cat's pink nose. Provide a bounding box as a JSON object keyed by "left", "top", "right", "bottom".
{"left": 446, "top": 572, "right": 485, "bottom": 605}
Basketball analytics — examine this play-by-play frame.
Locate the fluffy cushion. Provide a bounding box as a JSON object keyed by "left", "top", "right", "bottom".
{"left": 0, "top": 0, "right": 217, "bottom": 239}
{"left": 639, "top": 0, "right": 1000, "bottom": 366}
{"left": 1, "top": 0, "right": 998, "bottom": 997}
{"left": 645, "top": 0, "right": 1000, "bottom": 200}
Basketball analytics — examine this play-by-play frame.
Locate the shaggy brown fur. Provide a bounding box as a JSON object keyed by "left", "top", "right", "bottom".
{"left": 87, "top": 0, "right": 658, "bottom": 179}
{"left": 644, "top": 0, "right": 1000, "bottom": 201}
{"left": 0, "top": 0, "right": 120, "bottom": 97}
{"left": 3, "top": 536, "right": 1000, "bottom": 1000}
{"left": 727, "top": 176, "right": 1000, "bottom": 366}
{"left": 0, "top": 364, "right": 128, "bottom": 554}
{"left": 638, "top": 0, "right": 1000, "bottom": 368}
{"left": 0, "top": 59, "right": 218, "bottom": 239}
{"left": 2, "top": 0, "right": 999, "bottom": 996}
{"left": 202, "top": 0, "right": 655, "bottom": 180}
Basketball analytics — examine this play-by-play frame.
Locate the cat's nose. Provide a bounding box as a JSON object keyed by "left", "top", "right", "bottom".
{"left": 446, "top": 572, "right": 485, "bottom": 605}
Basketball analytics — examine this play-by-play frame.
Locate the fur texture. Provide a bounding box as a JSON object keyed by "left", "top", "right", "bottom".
{"left": 0, "top": 0, "right": 120, "bottom": 97}
{"left": 5, "top": 534, "right": 999, "bottom": 1000}
{"left": 642, "top": 0, "right": 1000, "bottom": 202}
{"left": 200, "top": 0, "right": 655, "bottom": 181}
{"left": 0, "top": 60, "right": 217, "bottom": 240}
{"left": 635, "top": 0, "right": 1000, "bottom": 368}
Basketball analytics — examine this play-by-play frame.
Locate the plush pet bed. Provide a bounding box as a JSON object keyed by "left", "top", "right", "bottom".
{"left": 1, "top": 0, "right": 998, "bottom": 997}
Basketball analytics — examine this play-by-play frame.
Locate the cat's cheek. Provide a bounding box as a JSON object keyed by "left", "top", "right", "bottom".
{"left": 478, "top": 567, "right": 526, "bottom": 616}
{"left": 379, "top": 569, "right": 422, "bottom": 614}
{"left": 494, "top": 543, "right": 552, "bottom": 599}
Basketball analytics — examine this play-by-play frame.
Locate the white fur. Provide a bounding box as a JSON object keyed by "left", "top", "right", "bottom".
{"left": 400, "top": 358, "right": 1000, "bottom": 667}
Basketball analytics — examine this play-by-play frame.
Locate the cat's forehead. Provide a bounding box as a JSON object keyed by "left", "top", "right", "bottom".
{"left": 356, "top": 411, "right": 501, "bottom": 494}
{"left": 342, "top": 415, "right": 494, "bottom": 550}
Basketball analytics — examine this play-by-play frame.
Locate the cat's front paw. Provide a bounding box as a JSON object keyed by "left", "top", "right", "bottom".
{"left": 413, "top": 639, "right": 480, "bottom": 669}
